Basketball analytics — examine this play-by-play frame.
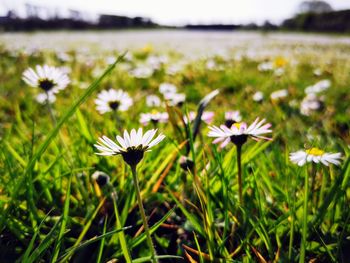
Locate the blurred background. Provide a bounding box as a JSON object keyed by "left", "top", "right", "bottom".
{"left": 0, "top": 0, "right": 349, "bottom": 32}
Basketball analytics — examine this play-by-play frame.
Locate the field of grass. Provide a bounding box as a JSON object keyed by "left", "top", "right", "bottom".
{"left": 0, "top": 31, "right": 350, "bottom": 262}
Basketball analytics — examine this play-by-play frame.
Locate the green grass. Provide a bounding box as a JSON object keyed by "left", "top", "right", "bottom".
{"left": 0, "top": 40, "right": 349, "bottom": 263}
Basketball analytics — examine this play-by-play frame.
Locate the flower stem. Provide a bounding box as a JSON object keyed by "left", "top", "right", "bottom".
{"left": 299, "top": 165, "right": 311, "bottom": 263}
{"left": 131, "top": 165, "right": 158, "bottom": 263}
{"left": 236, "top": 145, "right": 243, "bottom": 206}
{"left": 45, "top": 92, "right": 57, "bottom": 126}
{"left": 45, "top": 92, "right": 73, "bottom": 168}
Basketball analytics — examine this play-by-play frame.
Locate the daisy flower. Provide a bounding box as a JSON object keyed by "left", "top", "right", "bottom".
{"left": 166, "top": 62, "right": 185, "bottom": 75}
{"left": 159, "top": 83, "right": 177, "bottom": 95}
{"left": 225, "top": 111, "right": 242, "bottom": 127}
{"left": 270, "top": 89, "right": 288, "bottom": 101}
{"left": 305, "top": 79, "right": 331, "bottom": 94}
{"left": 22, "top": 65, "right": 70, "bottom": 93}
{"left": 130, "top": 66, "right": 154, "bottom": 79}
{"left": 253, "top": 91, "right": 264, "bottom": 102}
{"left": 289, "top": 148, "right": 342, "bottom": 166}
{"left": 146, "top": 95, "right": 161, "bottom": 107}
{"left": 300, "top": 93, "right": 324, "bottom": 116}
{"left": 165, "top": 92, "right": 186, "bottom": 107}
{"left": 208, "top": 118, "right": 272, "bottom": 147}
{"left": 94, "top": 128, "right": 165, "bottom": 166}
{"left": 95, "top": 128, "right": 164, "bottom": 260}
{"left": 139, "top": 111, "right": 168, "bottom": 125}
{"left": 94, "top": 89, "right": 133, "bottom": 114}
{"left": 257, "top": 61, "right": 274, "bottom": 72}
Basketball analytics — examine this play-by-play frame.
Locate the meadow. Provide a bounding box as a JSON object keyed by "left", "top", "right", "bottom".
{"left": 0, "top": 31, "right": 350, "bottom": 262}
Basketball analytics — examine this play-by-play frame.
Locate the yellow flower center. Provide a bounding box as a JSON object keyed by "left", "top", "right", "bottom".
{"left": 233, "top": 122, "right": 242, "bottom": 129}
{"left": 151, "top": 110, "right": 159, "bottom": 115}
{"left": 306, "top": 147, "right": 325, "bottom": 156}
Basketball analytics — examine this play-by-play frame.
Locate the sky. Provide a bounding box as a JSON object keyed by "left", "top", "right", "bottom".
{"left": 1, "top": 0, "right": 350, "bottom": 25}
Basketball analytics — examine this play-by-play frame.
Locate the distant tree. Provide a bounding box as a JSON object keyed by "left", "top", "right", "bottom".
{"left": 6, "top": 10, "right": 17, "bottom": 19}
{"left": 261, "top": 20, "right": 278, "bottom": 31}
{"left": 298, "top": 0, "right": 333, "bottom": 14}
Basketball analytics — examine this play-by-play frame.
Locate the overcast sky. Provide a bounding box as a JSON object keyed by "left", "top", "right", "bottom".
{"left": 1, "top": 0, "right": 350, "bottom": 25}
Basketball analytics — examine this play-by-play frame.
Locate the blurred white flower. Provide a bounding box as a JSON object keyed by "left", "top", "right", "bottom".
{"left": 225, "top": 111, "right": 242, "bottom": 127}
{"left": 166, "top": 63, "right": 185, "bottom": 75}
{"left": 159, "top": 83, "right": 177, "bottom": 95}
{"left": 300, "top": 93, "right": 323, "bottom": 116}
{"left": 146, "top": 95, "right": 161, "bottom": 107}
{"left": 253, "top": 91, "right": 264, "bottom": 102}
{"left": 165, "top": 92, "right": 186, "bottom": 106}
{"left": 56, "top": 52, "right": 71, "bottom": 62}
{"left": 290, "top": 148, "right": 342, "bottom": 166}
{"left": 22, "top": 65, "right": 70, "bottom": 93}
{"left": 313, "top": 68, "right": 322, "bottom": 76}
{"left": 274, "top": 68, "right": 285, "bottom": 77}
{"left": 140, "top": 112, "right": 168, "bottom": 125}
{"left": 258, "top": 62, "right": 274, "bottom": 72}
{"left": 305, "top": 79, "right": 331, "bottom": 94}
{"left": 206, "top": 59, "right": 216, "bottom": 70}
{"left": 147, "top": 55, "right": 168, "bottom": 70}
{"left": 95, "top": 89, "right": 133, "bottom": 114}
{"left": 105, "top": 56, "right": 116, "bottom": 65}
{"left": 270, "top": 89, "right": 288, "bottom": 100}
{"left": 130, "top": 66, "right": 154, "bottom": 79}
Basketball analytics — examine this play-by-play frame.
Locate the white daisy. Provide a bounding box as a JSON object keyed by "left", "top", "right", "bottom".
{"left": 130, "top": 66, "right": 153, "bottom": 79}
{"left": 146, "top": 95, "right": 161, "bottom": 107}
{"left": 206, "top": 59, "right": 217, "bottom": 70}
{"left": 165, "top": 93, "right": 186, "bottom": 107}
{"left": 147, "top": 55, "right": 168, "bottom": 70}
{"left": 22, "top": 65, "right": 70, "bottom": 93}
{"left": 35, "top": 91, "right": 56, "bottom": 104}
{"left": 305, "top": 79, "right": 331, "bottom": 94}
{"left": 252, "top": 91, "right": 264, "bottom": 102}
{"left": 166, "top": 62, "right": 185, "bottom": 75}
{"left": 313, "top": 68, "right": 322, "bottom": 76}
{"left": 159, "top": 83, "right": 177, "bottom": 95}
{"left": 290, "top": 148, "right": 342, "bottom": 167}
{"left": 258, "top": 61, "right": 274, "bottom": 72}
{"left": 300, "top": 93, "right": 323, "bottom": 116}
{"left": 94, "top": 89, "right": 133, "bottom": 114}
{"left": 270, "top": 89, "right": 288, "bottom": 101}
{"left": 140, "top": 111, "right": 168, "bottom": 125}
{"left": 208, "top": 118, "right": 272, "bottom": 147}
{"left": 94, "top": 128, "right": 165, "bottom": 166}
{"left": 274, "top": 68, "right": 285, "bottom": 77}
{"left": 225, "top": 111, "right": 242, "bottom": 127}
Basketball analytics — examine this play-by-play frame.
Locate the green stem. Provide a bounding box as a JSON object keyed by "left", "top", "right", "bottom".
{"left": 45, "top": 92, "right": 58, "bottom": 126}
{"left": 236, "top": 145, "right": 243, "bottom": 206}
{"left": 45, "top": 92, "right": 74, "bottom": 168}
{"left": 300, "top": 165, "right": 311, "bottom": 263}
{"left": 131, "top": 165, "right": 158, "bottom": 263}
{"left": 288, "top": 170, "right": 296, "bottom": 261}
{"left": 310, "top": 164, "right": 317, "bottom": 210}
